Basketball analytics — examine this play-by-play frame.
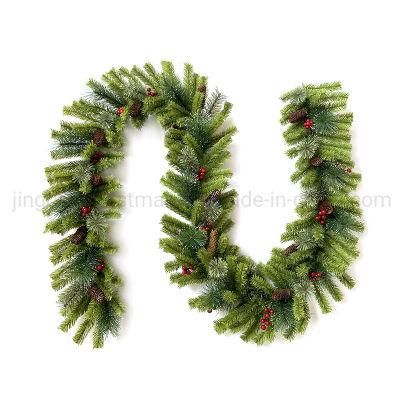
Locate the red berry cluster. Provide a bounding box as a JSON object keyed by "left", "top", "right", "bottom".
{"left": 308, "top": 271, "right": 323, "bottom": 282}
{"left": 315, "top": 209, "right": 327, "bottom": 225}
{"left": 303, "top": 118, "right": 314, "bottom": 129}
{"left": 95, "top": 260, "right": 105, "bottom": 272}
{"left": 181, "top": 264, "right": 195, "bottom": 275}
{"left": 197, "top": 167, "right": 207, "bottom": 181}
{"left": 80, "top": 206, "right": 93, "bottom": 218}
{"left": 146, "top": 87, "right": 158, "bottom": 97}
{"left": 200, "top": 222, "right": 213, "bottom": 232}
{"left": 117, "top": 106, "right": 124, "bottom": 116}
{"left": 90, "top": 151, "right": 105, "bottom": 164}
{"left": 260, "top": 307, "right": 274, "bottom": 331}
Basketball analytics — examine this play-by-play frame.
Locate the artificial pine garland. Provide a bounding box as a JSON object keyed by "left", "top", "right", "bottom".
{"left": 43, "top": 62, "right": 363, "bottom": 348}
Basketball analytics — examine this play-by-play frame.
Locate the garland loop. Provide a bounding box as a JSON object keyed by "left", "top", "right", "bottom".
{"left": 44, "top": 62, "right": 363, "bottom": 347}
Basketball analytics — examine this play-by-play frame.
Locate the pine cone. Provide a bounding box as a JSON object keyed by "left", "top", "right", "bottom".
{"left": 198, "top": 84, "right": 207, "bottom": 93}
{"left": 271, "top": 288, "right": 293, "bottom": 302}
{"left": 130, "top": 99, "right": 143, "bottom": 118}
{"left": 92, "top": 129, "right": 106, "bottom": 146}
{"left": 205, "top": 189, "right": 221, "bottom": 204}
{"left": 88, "top": 284, "right": 106, "bottom": 303}
{"left": 71, "top": 226, "right": 88, "bottom": 244}
{"left": 90, "top": 151, "right": 105, "bottom": 164}
{"left": 90, "top": 174, "right": 103, "bottom": 187}
{"left": 284, "top": 244, "right": 298, "bottom": 256}
{"left": 207, "top": 229, "right": 219, "bottom": 257}
{"left": 288, "top": 108, "right": 307, "bottom": 123}
{"left": 310, "top": 157, "right": 323, "bottom": 167}
{"left": 319, "top": 200, "right": 334, "bottom": 215}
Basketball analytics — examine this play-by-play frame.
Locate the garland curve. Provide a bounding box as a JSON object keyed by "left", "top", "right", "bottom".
{"left": 43, "top": 62, "right": 363, "bottom": 348}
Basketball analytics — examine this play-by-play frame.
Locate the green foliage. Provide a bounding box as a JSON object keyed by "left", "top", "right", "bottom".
{"left": 45, "top": 63, "right": 362, "bottom": 347}
{"left": 178, "top": 226, "right": 208, "bottom": 252}
{"left": 208, "top": 258, "right": 228, "bottom": 279}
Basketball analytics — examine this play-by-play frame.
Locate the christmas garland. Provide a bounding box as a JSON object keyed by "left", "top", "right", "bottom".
{"left": 43, "top": 62, "right": 363, "bottom": 348}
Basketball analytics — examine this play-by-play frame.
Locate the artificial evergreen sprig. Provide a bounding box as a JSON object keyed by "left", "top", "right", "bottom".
{"left": 44, "top": 63, "right": 362, "bottom": 347}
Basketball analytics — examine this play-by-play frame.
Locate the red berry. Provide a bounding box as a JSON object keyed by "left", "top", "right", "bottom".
{"left": 261, "top": 318, "right": 267, "bottom": 324}
{"left": 202, "top": 223, "right": 212, "bottom": 231}
{"left": 304, "top": 119, "right": 314, "bottom": 129}
{"left": 80, "top": 206, "right": 92, "bottom": 217}
{"left": 264, "top": 307, "right": 273, "bottom": 316}
{"left": 197, "top": 168, "right": 207, "bottom": 181}
{"left": 260, "top": 324, "right": 267, "bottom": 331}
{"left": 265, "top": 320, "right": 271, "bottom": 326}
{"left": 147, "top": 89, "right": 158, "bottom": 97}
{"left": 182, "top": 265, "right": 193, "bottom": 275}
{"left": 321, "top": 210, "right": 326, "bottom": 215}
{"left": 95, "top": 264, "right": 105, "bottom": 272}
{"left": 315, "top": 215, "right": 321, "bottom": 221}
{"left": 117, "top": 107, "right": 124, "bottom": 116}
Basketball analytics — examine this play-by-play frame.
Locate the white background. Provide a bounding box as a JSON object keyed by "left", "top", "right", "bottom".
{"left": 1, "top": 1, "right": 399, "bottom": 399}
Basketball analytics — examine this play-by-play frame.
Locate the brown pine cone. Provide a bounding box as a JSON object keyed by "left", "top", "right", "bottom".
{"left": 207, "top": 229, "right": 219, "bottom": 257}
{"left": 198, "top": 84, "right": 207, "bottom": 93}
{"left": 310, "top": 157, "right": 323, "bottom": 167}
{"left": 130, "top": 99, "right": 143, "bottom": 118}
{"left": 90, "top": 174, "right": 103, "bottom": 187}
{"left": 88, "top": 284, "right": 106, "bottom": 303}
{"left": 92, "top": 129, "right": 106, "bottom": 146}
{"left": 71, "top": 226, "right": 88, "bottom": 244}
{"left": 271, "top": 288, "right": 293, "bottom": 302}
{"left": 283, "top": 244, "right": 298, "bottom": 256}
{"left": 288, "top": 109, "right": 307, "bottom": 123}
{"left": 90, "top": 151, "right": 105, "bottom": 164}
{"left": 205, "top": 189, "right": 221, "bottom": 204}
{"left": 319, "top": 200, "right": 334, "bottom": 215}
